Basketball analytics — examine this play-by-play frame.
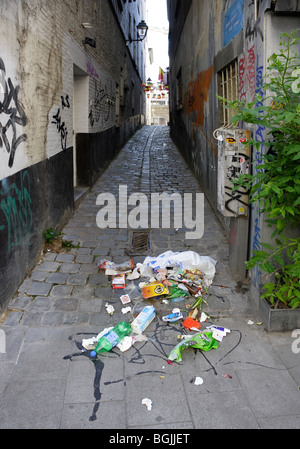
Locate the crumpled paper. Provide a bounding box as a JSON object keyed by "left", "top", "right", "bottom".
{"left": 142, "top": 398, "right": 152, "bottom": 411}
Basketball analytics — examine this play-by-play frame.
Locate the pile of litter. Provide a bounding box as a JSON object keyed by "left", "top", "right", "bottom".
{"left": 98, "top": 250, "right": 216, "bottom": 301}
{"left": 82, "top": 250, "right": 230, "bottom": 359}
{"left": 79, "top": 250, "right": 240, "bottom": 412}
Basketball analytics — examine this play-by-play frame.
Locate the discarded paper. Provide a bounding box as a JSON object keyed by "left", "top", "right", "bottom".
{"left": 142, "top": 398, "right": 152, "bottom": 411}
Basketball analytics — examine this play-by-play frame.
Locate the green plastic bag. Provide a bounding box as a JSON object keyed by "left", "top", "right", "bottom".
{"left": 167, "top": 285, "right": 190, "bottom": 299}
{"left": 168, "top": 331, "right": 218, "bottom": 362}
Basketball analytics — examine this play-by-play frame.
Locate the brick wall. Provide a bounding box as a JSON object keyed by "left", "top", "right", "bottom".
{"left": 0, "top": 0, "right": 146, "bottom": 312}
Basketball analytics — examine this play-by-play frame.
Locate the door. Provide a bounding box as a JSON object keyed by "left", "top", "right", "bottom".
{"left": 73, "top": 64, "right": 89, "bottom": 187}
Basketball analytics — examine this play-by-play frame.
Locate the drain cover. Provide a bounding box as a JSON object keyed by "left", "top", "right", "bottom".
{"left": 129, "top": 230, "right": 151, "bottom": 255}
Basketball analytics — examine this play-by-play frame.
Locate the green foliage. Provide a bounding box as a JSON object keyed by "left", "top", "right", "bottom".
{"left": 219, "top": 31, "right": 300, "bottom": 309}
{"left": 247, "top": 237, "right": 300, "bottom": 309}
{"left": 43, "top": 228, "right": 63, "bottom": 244}
{"left": 43, "top": 227, "right": 80, "bottom": 250}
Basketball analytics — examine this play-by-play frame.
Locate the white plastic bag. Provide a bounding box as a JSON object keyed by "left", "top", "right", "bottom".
{"left": 143, "top": 251, "right": 217, "bottom": 285}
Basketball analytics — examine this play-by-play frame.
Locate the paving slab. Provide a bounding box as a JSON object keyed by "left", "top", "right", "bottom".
{"left": 0, "top": 126, "right": 299, "bottom": 430}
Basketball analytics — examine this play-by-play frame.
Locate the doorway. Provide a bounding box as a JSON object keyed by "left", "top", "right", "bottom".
{"left": 73, "top": 64, "right": 89, "bottom": 188}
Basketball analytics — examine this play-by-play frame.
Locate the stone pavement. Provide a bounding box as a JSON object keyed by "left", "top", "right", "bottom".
{"left": 0, "top": 126, "right": 299, "bottom": 430}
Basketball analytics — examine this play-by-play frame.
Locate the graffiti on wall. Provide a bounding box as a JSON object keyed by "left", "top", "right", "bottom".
{"left": 0, "top": 170, "right": 32, "bottom": 252}
{"left": 86, "top": 59, "right": 116, "bottom": 128}
{"left": 217, "top": 129, "right": 251, "bottom": 217}
{"left": 89, "top": 80, "right": 116, "bottom": 128}
{"left": 52, "top": 95, "right": 70, "bottom": 150}
{"left": 238, "top": 42, "right": 256, "bottom": 103}
{"left": 0, "top": 57, "right": 27, "bottom": 168}
{"left": 241, "top": 0, "right": 265, "bottom": 289}
{"left": 250, "top": 54, "right": 265, "bottom": 288}
{"left": 86, "top": 59, "right": 99, "bottom": 83}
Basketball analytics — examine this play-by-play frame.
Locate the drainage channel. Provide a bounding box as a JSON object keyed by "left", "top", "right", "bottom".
{"left": 129, "top": 229, "right": 152, "bottom": 256}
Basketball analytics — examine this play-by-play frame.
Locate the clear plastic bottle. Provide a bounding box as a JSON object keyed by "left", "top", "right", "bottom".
{"left": 90, "top": 321, "right": 132, "bottom": 357}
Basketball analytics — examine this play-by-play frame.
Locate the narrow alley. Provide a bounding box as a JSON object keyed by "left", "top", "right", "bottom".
{"left": 0, "top": 126, "right": 299, "bottom": 430}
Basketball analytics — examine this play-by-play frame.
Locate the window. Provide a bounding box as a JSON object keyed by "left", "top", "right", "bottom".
{"left": 218, "top": 59, "right": 238, "bottom": 127}
{"left": 255, "top": 0, "right": 260, "bottom": 20}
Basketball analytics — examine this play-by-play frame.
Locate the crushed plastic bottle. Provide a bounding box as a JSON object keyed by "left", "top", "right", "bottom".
{"left": 90, "top": 321, "right": 132, "bottom": 357}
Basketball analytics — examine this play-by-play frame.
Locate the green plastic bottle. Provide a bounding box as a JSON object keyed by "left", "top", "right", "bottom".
{"left": 90, "top": 321, "right": 132, "bottom": 357}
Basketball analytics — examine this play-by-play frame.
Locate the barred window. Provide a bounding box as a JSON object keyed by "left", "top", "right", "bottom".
{"left": 218, "top": 59, "right": 238, "bottom": 127}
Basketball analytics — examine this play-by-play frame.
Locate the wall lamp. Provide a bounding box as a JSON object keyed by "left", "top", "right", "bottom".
{"left": 126, "top": 20, "right": 148, "bottom": 43}
{"left": 83, "top": 37, "right": 96, "bottom": 48}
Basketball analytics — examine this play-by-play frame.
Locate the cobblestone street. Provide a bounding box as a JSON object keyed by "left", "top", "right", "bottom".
{"left": 0, "top": 126, "right": 299, "bottom": 430}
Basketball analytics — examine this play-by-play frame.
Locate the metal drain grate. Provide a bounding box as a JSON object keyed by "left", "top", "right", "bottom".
{"left": 129, "top": 230, "right": 151, "bottom": 255}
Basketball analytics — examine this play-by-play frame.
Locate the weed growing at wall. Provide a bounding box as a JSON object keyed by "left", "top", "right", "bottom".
{"left": 219, "top": 31, "right": 300, "bottom": 309}
{"left": 43, "top": 227, "right": 80, "bottom": 252}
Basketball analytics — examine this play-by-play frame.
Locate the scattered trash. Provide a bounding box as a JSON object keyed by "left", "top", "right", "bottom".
{"left": 124, "top": 282, "right": 142, "bottom": 300}
{"left": 200, "top": 312, "right": 209, "bottom": 322}
{"left": 191, "top": 295, "right": 207, "bottom": 310}
{"left": 222, "top": 374, "right": 233, "bottom": 379}
{"left": 142, "top": 398, "right": 152, "bottom": 411}
{"left": 82, "top": 327, "right": 113, "bottom": 350}
{"left": 112, "top": 274, "right": 126, "bottom": 289}
{"left": 155, "top": 268, "right": 168, "bottom": 281}
{"left": 117, "top": 336, "right": 134, "bottom": 352}
{"left": 134, "top": 334, "right": 148, "bottom": 344}
{"left": 142, "top": 282, "right": 169, "bottom": 299}
{"left": 98, "top": 258, "right": 135, "bottom": 274}
{"left": 162, "top": 308, "right": 183, "bottom": 323}
{"left": 182, "top": 317, "right": 201, "bottom": 331}
{"left": 131, "top": 305, "right": 156, "bottom": 334}
{"left": 194, "top": 377, "right": 204, "bottom": 385}
{"left": 90, "top": 321, "right": 132, "bottom": 357}
{"left": 168, "top": 331, "right": 218, "bottom": 363}
{"left": 206, "top": 325, "right": 231, "bottom": 342}
{"left": 120, "top": 294, "right": 131, "bottom": 305}
{"left": 105, "top": 303, "right": 115, "bottom": 315}
{"left": 127, "top": 267, "right": 141, "bottom": 280}
{"left": 121, "top": 306, "right": 132, "bottom": 314}
{"left": 189, "top": 307, "right": 199, "bottom": 320}
{"left": 167, "top": 284, "right": 190, "bottom": 299}
{"left": 143, "top": 251, "right": 217, "bottom": 286}
{"left": 92, "top": 254, "right": 238, "bottom": 380}
{"left": 172, "top": 296, "right": 187, "bottom": 303}
{"left": 247, "top": 320, "right": 254, "bottom": 325}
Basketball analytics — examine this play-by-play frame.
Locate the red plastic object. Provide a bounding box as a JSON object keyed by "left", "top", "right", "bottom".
{"left": 182, "top": 317, "right": 201, "bottom": 330}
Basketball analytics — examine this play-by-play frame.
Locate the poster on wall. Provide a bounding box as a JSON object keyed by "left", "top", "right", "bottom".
{"left": 224, "top": 0, "right": 244, "bottom": 47}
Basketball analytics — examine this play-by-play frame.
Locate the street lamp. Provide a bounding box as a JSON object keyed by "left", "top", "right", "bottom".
{"left": 127, "top": 20, "right": 148, "bottom": 43}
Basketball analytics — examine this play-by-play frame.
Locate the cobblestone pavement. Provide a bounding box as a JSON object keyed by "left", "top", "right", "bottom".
{"left": 0, "top": 126, "right": 299, "bottom": 430}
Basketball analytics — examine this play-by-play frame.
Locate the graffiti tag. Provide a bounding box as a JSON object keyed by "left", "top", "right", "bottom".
{"left": 0, "top": 170, "right": 32, "bottom": 252}
{"left": 52, "top": 95, "right": 70, "bottom": 150}
{"left": 0, "top": 57, "right": 27, "bottom": 168}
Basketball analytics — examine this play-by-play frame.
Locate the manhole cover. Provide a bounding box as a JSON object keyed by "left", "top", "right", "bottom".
{"left": 129, "top": 230, "right": 151, "bottom": 255}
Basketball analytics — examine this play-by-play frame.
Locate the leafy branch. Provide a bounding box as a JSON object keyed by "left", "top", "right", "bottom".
{"left": 218, "top": 31, "right": 300, "bottom": 309}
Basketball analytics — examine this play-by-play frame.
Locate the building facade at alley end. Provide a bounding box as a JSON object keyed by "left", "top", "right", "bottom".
{"left": 0, "top": 0, "right": 147, "bottom": 312}
{"left": 167, "top": 0, "right": 300, "bottom": 307}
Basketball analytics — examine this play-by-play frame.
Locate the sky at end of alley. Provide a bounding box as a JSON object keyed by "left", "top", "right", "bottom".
{"left": 146, "top": 0, "right": 169, "bottom": 82}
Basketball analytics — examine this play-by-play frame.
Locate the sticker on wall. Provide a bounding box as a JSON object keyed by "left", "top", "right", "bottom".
{"left": 226, "top": 137, "right": 236, "bottom": 144}
{"left": 217, "top": 129, "right": 251, "bottom": 217}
